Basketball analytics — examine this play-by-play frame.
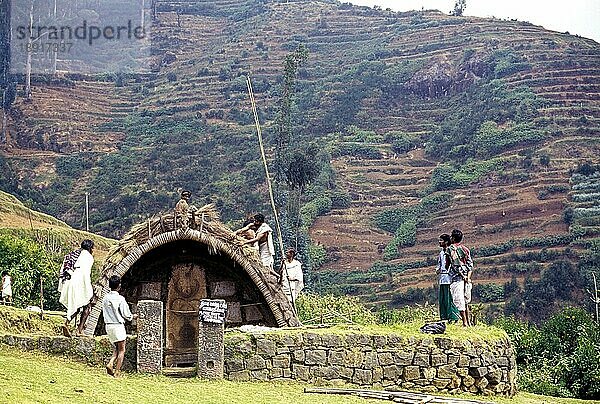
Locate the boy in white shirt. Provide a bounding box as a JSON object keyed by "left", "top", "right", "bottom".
{"left": 102, "top": 275, "right": 135, "bottom": 377}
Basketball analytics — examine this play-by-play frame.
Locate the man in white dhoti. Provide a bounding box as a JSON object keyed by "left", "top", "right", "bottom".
{"left": 58, "top": 239, "right": 95, "bottom": 336}
{"left": 244, "top": 213, "right": 275, "bottom": 270}
{"left": 281, "top": 248, "right": 304, "bottom": 306}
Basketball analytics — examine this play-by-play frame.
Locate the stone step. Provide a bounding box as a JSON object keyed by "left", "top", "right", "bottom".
{"left": 162, "top": 366, "right": 197, "bottom": 378}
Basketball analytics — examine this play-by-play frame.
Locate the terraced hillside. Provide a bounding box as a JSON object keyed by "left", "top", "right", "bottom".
{"left": 1, "top": 0, "right": 599, "bottom": 308}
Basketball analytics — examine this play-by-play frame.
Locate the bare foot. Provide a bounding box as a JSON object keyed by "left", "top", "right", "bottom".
{"left": 61, "top": 324, "right": 72, "bottom": 338}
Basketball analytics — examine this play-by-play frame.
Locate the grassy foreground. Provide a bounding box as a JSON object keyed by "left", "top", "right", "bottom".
{"left": 1, "top": 347, "right": 597, "bottom": 404}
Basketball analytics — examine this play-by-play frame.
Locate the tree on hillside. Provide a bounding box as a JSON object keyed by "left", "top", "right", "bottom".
{"left": 451, "top": 0, "right": 466, "bottom": 16}
{"left": 0, "top": 0, "right": 14, "bottom": 144}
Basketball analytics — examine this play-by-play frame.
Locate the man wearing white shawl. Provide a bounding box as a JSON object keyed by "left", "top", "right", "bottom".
{"left": 281, "top": 248, "right": 304, "bottom": 306}
{"left": 59, "top": 239, "right": 95, "bottom": 336}
{"left": 244, "top": 213, "right": 275, "bottom": 269}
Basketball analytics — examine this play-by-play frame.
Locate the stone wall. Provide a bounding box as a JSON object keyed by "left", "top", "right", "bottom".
{"left": 1, "top": 329, "right": 517, "bottom": 398}
{"left": 223, "top": 331, "right": 517, "bottom": 397}
{"left": 0, "top": 333, "right": 137, "bottom": 371}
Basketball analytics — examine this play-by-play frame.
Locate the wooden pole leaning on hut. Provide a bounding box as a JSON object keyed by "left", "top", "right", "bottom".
{"left": 245, "top": 76, "right": 296, "bottom": 314}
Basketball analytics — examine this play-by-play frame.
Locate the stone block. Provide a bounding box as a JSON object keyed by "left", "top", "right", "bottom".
{"left": 434, "top": 337, "right": 453, "bottom": 350}
{"left": 402, "top": 382, "right": 415, "bottom": 389}
{"left": 292, "top": 364, "right": 310, "bottom": 381}
{"left": 487, "top": 366, "right": 502, "bottom": 383}
{"left": 276, "top": 347, "right": 290, "bottom": 354}
{"left": 413, "top": 353, "right": 429, "bottom": 367}
{"left": 456, "top": 367, "right": 469, "bottom": 377}
{"left": 383, "top": 365, "right": 400, "bottom": 380}
{"left": 476, "top": 376, "right": 489, "bottom": 390}
{"left": 72, "top": 337, "right": 94, "bottom": 357}
{"left": 458, "top": 354, "right": 470, "bottom": 367}
{"left": 333, "top": 366, "right": 354, "bottom": 380}
{"left": 251, "top": 369, "right": 269, "bottom": 381}
{"left": 422, "top": 367, "right": 436, "bottom": 381}
{"left": 346, "top": 350, "right": 364, "bottom": 368}
{"left": 303, "top": 333, "right": 322, "bottom": 346}
{"left": 373, "top": 335, "right": 387, "bottom": 348}
{"left": 346, "top": 334, "right": 372, "bottom": 350}
{"left": 450, "top": 375, "right": 462, "bottom": 389}
{"left": 198, "top": 319, "right": 225, "bottom": 380}
{"left": 362, "top": 351, "right": 379, "bottom": 369}
{"left": 497, "top": 357, "right": 510, "bottom": 367}
{"left": 137, "top": 300, "right": 163, "bottom": 374}
{"left": 313, "top": 366, "right": 339, "bottom": 379}
{"left": 437, "top": 364, "right": 457, "bottom": 379}
{"left": 394, "top": 350, "right": 414, "bottom": 366}
{"left": 433, "top": 378, "right": 450, "bottom": 389}
{"left": 292, "top": 349, "right": 305, "bottom": 362}
{"left": 272, "top": 354, "right": 291, "bottom": 369}
{"left": 470, "top": 366, "right": 488, "bottom": 378}
{"left": 321, "top": 334, "right": 344, "bottom": 348}
{"left": 247, "top": 355, "right": 266, "bottom": 370}
{"left": 403, "top": 366, "right": 420, "bottom": 381}
{"left": 373, "top": 367, "right": 383, "bottom": 383}
{"left": 447, "top": 354, "right": 460, "bottom": 365}
{"left": 431, "top": 353, "right": 447, "bottom": 367}
{"left": 209, "top": 281, "right": 236, "bottom": 297}
{"left": 463, "top": 375, "right": 475, "bottom": 387}
{"left": 225, "top": 358, "right": 245, "bottom": 373}
{"left": 386, "top": 334, "right": 403, "bottom": 347}
{"left": 225, "top": 302, "right": 242, "bottom": 323}
{"left": 305, "top": 349, "right": 327, "bottom": 366}
{"left": 378, "top": 352, "right": 394, "bottom": 366}
{"left": 242, "top": 305, "right": 263, "bottom": 322}
{"left": 352, "top": 369, "right": 373, "bottom": 385}
{"left": 469, "top": 357, "right": 481, "bottom": 367}
{"left": 256, "top": 338, "right": 276, "bottom": 356}
{"left": 228, "top": 370, "right": 250, "bottom": 382}
{"left": 328, "top": 350, "right": 346, "bottom": 366}
{"left": 270, "top": 368, "right": 283, "bottom": 378}
{"left": 50, "top": 337, "right": 71, "bottom": 353}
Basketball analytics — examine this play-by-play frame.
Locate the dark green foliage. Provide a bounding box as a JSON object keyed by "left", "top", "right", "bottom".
{"left": 55, "top": 153, "right": 95, "bottom": 177}
{"left": 430, "top": 159, "right": 506, "bottom": 191}
{"left": 496, "top": 309, "right": 600, "bottom": 399}
{"left": 474, "top": 283, "right": 504, "bottom": 303}
{"left": 0, "top": 235, "right": 61, "bottom": 310}
{"left": 426, "top": 80, "right": 544, "bottom": 162}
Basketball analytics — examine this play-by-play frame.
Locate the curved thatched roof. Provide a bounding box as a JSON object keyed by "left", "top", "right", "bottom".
{"left": 84, "top": 204, "right": 299, "bottom": 335}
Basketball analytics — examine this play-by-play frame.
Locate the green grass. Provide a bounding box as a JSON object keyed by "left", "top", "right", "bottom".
{"left": 0, "top": 347, "right": 376, "bottom": 404}
{"left": 1, "top": 347, "right": 597, "bottom": 404}
{"left": 0, "top": 305, "right": 64, "bottom": 336}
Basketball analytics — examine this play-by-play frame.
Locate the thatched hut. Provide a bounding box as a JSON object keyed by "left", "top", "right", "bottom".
{"left": 84, "top": 205, "right": 299, "bottom": 366}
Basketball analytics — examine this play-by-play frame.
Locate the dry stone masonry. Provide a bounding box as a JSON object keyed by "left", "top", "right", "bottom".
{"left": 137, "top": 300, "right": 163, "bottom": 374}
{"left": 223, "top": 331, "right": 517, "bottom": 397}
{"left": 197, "top": 299, "right": 226, "bottom": 379}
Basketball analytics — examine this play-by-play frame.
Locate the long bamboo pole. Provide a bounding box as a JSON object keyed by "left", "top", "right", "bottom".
{"left": 245, "top": 76, "right": 296, "bottom": 314}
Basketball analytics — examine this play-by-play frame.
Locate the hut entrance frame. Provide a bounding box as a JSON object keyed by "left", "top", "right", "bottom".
{"left": 85, "top": 208, "right": 300, "bottom": 368}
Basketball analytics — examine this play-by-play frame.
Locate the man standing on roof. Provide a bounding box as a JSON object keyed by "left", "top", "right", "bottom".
{"left": 175, "top": 190, "right": 194, "bottom": 229}
{"left": 243, "top": 213, "right": 275, "bottom": 270}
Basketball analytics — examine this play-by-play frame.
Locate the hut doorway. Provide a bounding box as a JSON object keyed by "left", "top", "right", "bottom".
{"left": 116, "top": 238, "right": 279, "bottom": 368}
{"left": 165, "top": 262, "right": 207, "bottom": 367}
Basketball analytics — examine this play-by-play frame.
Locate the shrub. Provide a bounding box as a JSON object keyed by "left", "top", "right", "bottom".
{"left": 475, "top": 283, "right": 504, "bottom": 303}
{"left": 296, "top": 293, "right": 376, "bottom": 325}
{"left": 0, "top": 235, "right": 61, "bottom": 310}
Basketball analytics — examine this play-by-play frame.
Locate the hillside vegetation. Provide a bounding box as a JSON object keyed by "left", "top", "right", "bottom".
{"left": 0, "top": 0, "right": 599, "bottom": 311}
